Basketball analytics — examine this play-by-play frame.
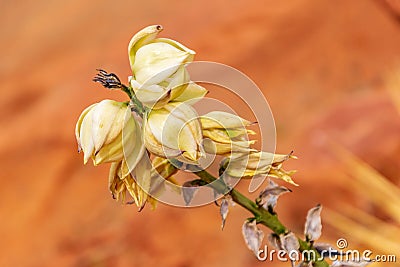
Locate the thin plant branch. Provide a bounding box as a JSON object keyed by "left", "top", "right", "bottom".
{"left": 192, "top": 168, "right": 329, "bottom": 267}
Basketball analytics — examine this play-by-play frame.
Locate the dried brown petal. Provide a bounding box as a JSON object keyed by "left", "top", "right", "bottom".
{"left": 220, "top": 198, "right": 229, "bottom": 230}
{"left": 242, "top": 220, "right": 264, "bottom": 256}
{"left": 304, "top": 204, "right": 322, "bottom": 241}
{"left": 267, "top": 233, "right": 282, "bottom": 250}
{"left": 331, "top": 260, "right": 371, "bottom": 267}
{"left": 257, "top": 180, "right": 291, "bottom": 209}
{"left": 182, "top": 179, "right": 208, "bottom": 205}
{"left": 182, "top": 185, "right": 198, "bottom": 206}
{"left": 280, "top": 232, "right": 300, "bottom": 254}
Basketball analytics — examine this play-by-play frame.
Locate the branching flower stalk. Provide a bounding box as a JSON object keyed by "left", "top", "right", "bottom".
{"left": 75, "top": 25, "right": 367, "bottom": 267}
{"left": 172, "top": 162, "right": 328, "bottom": 267}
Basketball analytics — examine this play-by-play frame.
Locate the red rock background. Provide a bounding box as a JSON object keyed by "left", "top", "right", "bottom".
{"left": 1, "top": 0, "right": 399, "bottom": 266}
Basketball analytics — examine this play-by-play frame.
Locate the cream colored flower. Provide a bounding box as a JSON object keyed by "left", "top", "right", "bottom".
{"left": 109, "top": 157, "right": 152, "bottom": 210}
{"left": 172, "top": 81, "right": 208, "bottom": 104}
{"left": 224, "top": 151, "right": 298, "bottom": 185}
{"left": 143, "top": 102, "right": 203, "bottom": 163}
{"left": 75, "top": 99, "right": 140, "bottom": 165}
{"left": 128, "top": 25, "right": 206, "bottom": 108}
{"left": 151, "top": 156, "right": 178, "bottom": 182}
{"left": 200, "top": 111, "right": 256, "bottom": 155}
{"left": 109, "top": 156, "right": 178, "bottom": 210}
{"left": 148, "top": 156, "right": 180, "bottom": 197}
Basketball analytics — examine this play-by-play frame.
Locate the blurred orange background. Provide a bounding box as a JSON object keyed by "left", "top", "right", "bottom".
{"left": 1, "top": 0, "right": 400, "bottom": 266}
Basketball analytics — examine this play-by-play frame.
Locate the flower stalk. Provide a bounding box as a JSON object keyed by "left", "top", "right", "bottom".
{"left": 92, "top": 70, "right": 329, "bottom": 266}
{"left": 78, "top": 25, "right": 340, "bottom": 267}
{"left": 192, "top": 168, "right": 329, "bottom": 267}
{"left": 127, "top": 86, "right": 146, "bottom": 118}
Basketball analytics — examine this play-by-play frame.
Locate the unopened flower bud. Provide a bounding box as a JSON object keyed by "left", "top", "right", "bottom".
{"left": 200, "top": 111, "right": 256, "bottom": 155}
{"left": 224, "top": 151, "right": 298, "bottom": 185}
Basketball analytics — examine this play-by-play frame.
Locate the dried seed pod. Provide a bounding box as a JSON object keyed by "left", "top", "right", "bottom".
{"left": 242, "top": 220, "right": 264, "bottom": 256}
{"left": 267, "top": 233, "right": 282, "bottom": 250}
{"left": 304, "top": 204, "right": 322, "bottom": 242}
{"left": 257, "top": 179, "right": 291, "bottom": 209}
{"left": 280, "top": 232, "right": 300, "bottom": 254}
{"left": 220, "top": 198, "right": 229, "bottom": 230}
{"left": 182, "top": 181, "right": 199, "bottom": 206}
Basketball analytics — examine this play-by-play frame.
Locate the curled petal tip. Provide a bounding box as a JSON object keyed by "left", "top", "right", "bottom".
{"left": 288, "top": 150, "right": 296, "bottom": 156}
{"left": 138, "top": 203, "right": 146, "bottom": 212}
{"left": 93, "top": 158, "right": 101, "bottom": 166}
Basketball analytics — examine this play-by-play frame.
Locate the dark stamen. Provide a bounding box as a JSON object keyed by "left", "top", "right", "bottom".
{"left": 93, "top": 69, "right": 122, "bottom": 89}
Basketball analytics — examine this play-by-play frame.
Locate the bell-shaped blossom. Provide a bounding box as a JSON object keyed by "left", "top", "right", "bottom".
{"left": 75, "top": 100, "right": 141, "bottom": 165}
{"left": 143, "top": 102, "right": 204, "bottom": 163}
{"left": 128, "top": 25, "right": 206, "bottom": 108}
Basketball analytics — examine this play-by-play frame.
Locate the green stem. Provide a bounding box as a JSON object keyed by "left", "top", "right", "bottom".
{"left": 193, "top": 169, "right": 329, "bottom": 267}
{"left": 121, "top": 84, "right": 134, "bottom": 99}
{"left": 124, "top": 84, "right": 146, "bottom": 118}
{"left": 130, "top": 96, "right": 328, "bottom": 266}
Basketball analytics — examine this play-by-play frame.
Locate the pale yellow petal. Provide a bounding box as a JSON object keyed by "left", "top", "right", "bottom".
{"left": 201, "top": 111, "right": 252, "bottom": 129}
{"left": 132, "top": 154, "right": 152, "bottom": 209}
{"left": 108, "top": 160, "right": 122, "bottom": 195}
{"left": 143, "top": 119, "right": 182, "bottom": 158}
{"left": 75, "top": 103, "right": 96, "bottom": 151}
{"left": 173, "top": 82, "right": 208, "bottom": 104}
{"left": 165, "top": 102, "right": 202, "bottom": 141}
{"left": 104, "top": 104, "right": 128, "bottom": 145}
{"left": 134, "top": 83, "right": 171, "bottom": 109}
{"left": 94, "top": 111, "right": 138, "bottom": 165}
{"left": 124, "top": 117, "right": 146, "bottom": 172}
{"left": 178, "top": 124, "right": 199, "bottom": 161}
{"left": 91, "top": 100, "right": 124, "bottom": 152}
{"left": 128, "top": 25, "right": 163, "bottom": 70}
{"left": 133, "top": 42, "right": 191, "bottom": 85}
{"left": 79, "top": 109, "right": 95, "bottom": 164}
{"left": 147, "top": 109, "right": 177, "bottom": 149}
{"left": 163, "top": 66, "right": 190, "bottom": 100}
{"left": 93, "top": 132, "right": 124, "bottom": 165}
{"left": 164, "top": 102, "right": 203, "bottom": 161}
{"left": 203, "top": 129, "right": 231, "bottom": 144}
{"left": 225, "top": 151, "right": 296, "bottom": 185}
{"left": 153, "top": 37, "right": 195, "bottom": 62}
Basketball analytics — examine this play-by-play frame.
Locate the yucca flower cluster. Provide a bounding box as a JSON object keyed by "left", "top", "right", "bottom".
{"left": 75, "top": 25, "right": 370, "bottom": 267}
{"left": 75, "top": 25, "right": 296, "bottom": 210}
